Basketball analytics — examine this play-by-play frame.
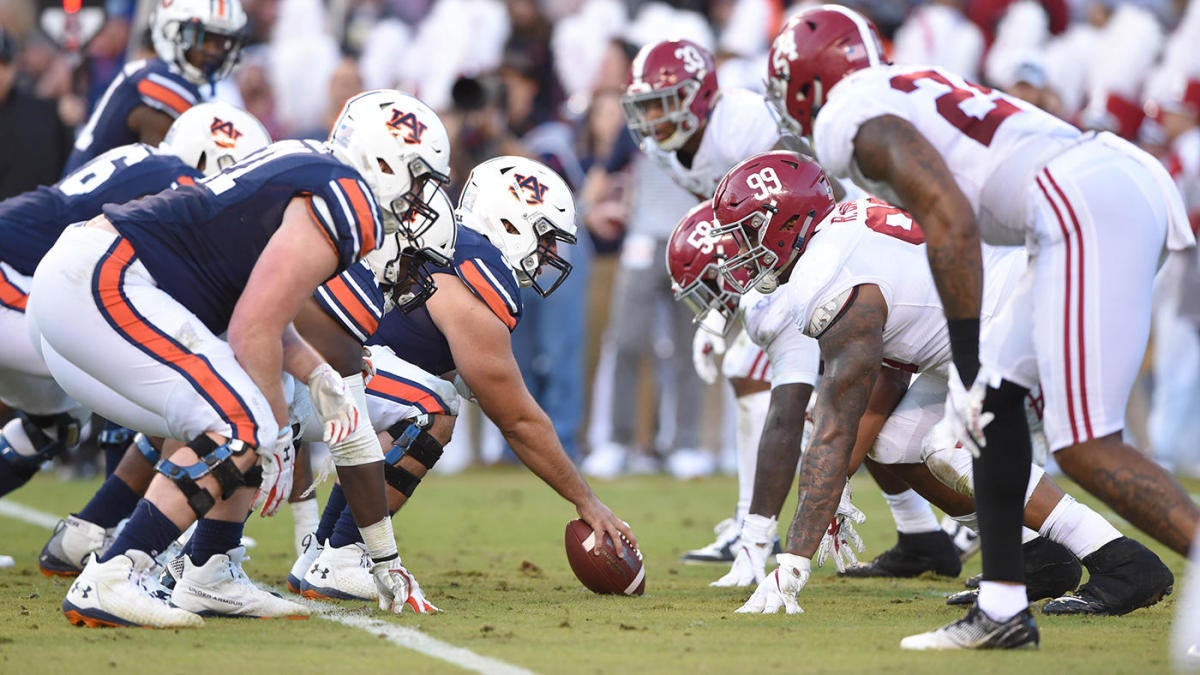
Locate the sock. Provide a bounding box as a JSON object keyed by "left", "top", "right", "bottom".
{"left": 0, "top": 459, "right": 33, "bottom": 497}
{"left": 1021, "top": 527, "right": 1040, "bottom": 544}
{"left": 291, "top": 497, "right": 320, "bottom": 556}
{"left": 328, "top": 504, "right": 365, "bottom": 548}
{"left": 187, "top": 518, "right": 245, "bottom": 566}
{"left": 735, "top": 391, "right": 771, "bottom": 523}
{"left": 99, "top": 500, "right": 182, "bottom": 562}
{"left": 951, "top": 512, "right": 979, "bottom": 533}
{"left": 1039, "top": 494, "right": 1122, "bottom": 559}
{"left": 978, "top": 580, "right": 1029, "bottom": 622}
{"left": 77, "top": 475, "right": 142, "bottom": 528}
{"left": 883, "top": 488, "right": 941, "bottom": 533}
{"left": 975, "top": 380, "right": 1033, "bottom": 585}
{"left": 315, "top": 484, "right": 347, "bottom": 544}
{"left": 359, "top": 518, "right": 398, "bottom": 562}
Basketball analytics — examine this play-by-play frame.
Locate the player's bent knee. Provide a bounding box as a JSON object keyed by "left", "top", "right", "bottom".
{"left": 154, "top": 435, "right": 255, "bottom": 518}
{"left": 922, "top": 443, "right": 975, "bottom": 497}
{"left": 382, "top": 416, "right": 446, "bottom": 497}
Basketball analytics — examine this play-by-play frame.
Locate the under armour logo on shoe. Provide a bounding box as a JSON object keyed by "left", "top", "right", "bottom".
{"left": 75, "top": 583, "right": 93, "bottom": 598}
{"left": 315, "top": 565, "right": 330, "bottom": 580}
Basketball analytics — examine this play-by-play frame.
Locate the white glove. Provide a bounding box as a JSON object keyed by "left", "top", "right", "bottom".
{"left": 371, "top": 558, "right": 441, "bottom": 614}
{"left": 736, "top": 553, "right": 810, "bottom": 614}
{"left": 361, "top": 346, "right": 376, "bottom": 385}
{"left": 711, "top": 514, "right": 776, "bottom": 587}
{"left": 946, "top": 364, "right": 994, "bottom": 458}
{"left": 307, "top": 363, "right": 360, "bottom": 445}
{"left": 816, "top": 482, "right": 866, "bottom": 573}
{"left": 692, "top": 325, "right": 727, "bottom": 385}
{"left": 252, "top": 428, "right": 295, "bottom": 517}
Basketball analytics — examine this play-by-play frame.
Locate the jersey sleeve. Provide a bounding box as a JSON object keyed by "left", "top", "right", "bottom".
{"left": 714, "top": 89, "right": 781, "bottom": 162}
{"left": 313, "top": 260, "right": 385, "bottom": 343}
{"left": 307, "top": 170, "right": 385, "bottom": 272}
{"left": 814, "top": 68, "right": 915, "bottom": 179}
{"left": 455, "top": 256, "right": 522, "bottom": 331}
{"left": 764, "top": 328, "right": 820, "bottom": 388}
{"left": 134, "top": 69, "right": 200, "bottom": 118}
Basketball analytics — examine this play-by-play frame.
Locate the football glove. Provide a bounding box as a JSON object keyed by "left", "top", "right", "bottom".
{"left": 736, "top": 553, "right": 810, "bottom": 615}
{"left": 946, "top": 363, "right": 994, "bottom": 458}
{"left": 361, "top": 346, "right": 376, "bottom": 385}
{"left": 252, "top": 428, "right": 295, "bottom": 517}
{"left": 692, "top": 325, "right": 726, "bottom": 385}
{"left": 371, "top": 558, "right": 441, "bottom": 614}
{"left": 307, "top": 362, "right": 360, "bottom": 445}
{"left": 815, "top": 482, "right": 866, "bottom": 573}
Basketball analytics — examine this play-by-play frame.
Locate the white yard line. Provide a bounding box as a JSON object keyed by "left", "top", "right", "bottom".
{"left": 0, "top": 498, "right": 536, "bottom": 675}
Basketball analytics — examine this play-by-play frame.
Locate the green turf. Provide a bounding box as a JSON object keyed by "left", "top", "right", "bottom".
{"left": 0, "top": 469, "right": 1192, "bottom": 674}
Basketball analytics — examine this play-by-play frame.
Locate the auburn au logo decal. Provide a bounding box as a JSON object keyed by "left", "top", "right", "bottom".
{"left": 386, "top": 109, "right": 427, "bottom": 145}
{"left": 209, "top": 117, "right": 243, "bottom": 148}
{"left": 508, "top": 173, "right": 549, "bottom": 205}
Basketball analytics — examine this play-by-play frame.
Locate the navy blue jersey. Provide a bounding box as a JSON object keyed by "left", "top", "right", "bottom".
{"left": 0, "top": 144, "right": 200, "bottom": 276}
{"left": 314, "top": 260, "right": 385, "bottom": 343}
{"left": 368, "top": 226, "right": 522, "bottom": 375}
{"left": 106, "top": 139, "right": 383, "bottom": 334}
{"left": 65, "top": 59, "right": 201, "bottom": 175}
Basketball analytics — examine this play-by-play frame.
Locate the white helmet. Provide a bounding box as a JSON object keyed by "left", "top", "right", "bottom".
{"left": 159, "top": 101, "right": 271, "bottom": 176}
{"left": 364, "top": 187, "right": 458, "bottom": 313}
{"left": 327, "top": 89, "right": 451, "bottom": 238}
{"left": 149, "top": 0, "right": 248, "bottom": 86}
{"left": 457, "top": 156, "right": 578, "bottom": 297}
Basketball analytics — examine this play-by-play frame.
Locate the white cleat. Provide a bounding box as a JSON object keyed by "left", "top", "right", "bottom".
{"left": 171, "top": 547, "right": 310, "bottom": 619}
{"left": 287, "top": 533, "right": 324, "bottom": 594}
{"left": 39, "top": 515, "right": 114, "bottom": 577}
{"left": 62, "top": 550, "right": 204, "bottom": 628}
{"left": 301, "top": 542, "right": 377, "bottom": 601}
{"left": 900, "top": 606, "right": 1039, "bottom": 651}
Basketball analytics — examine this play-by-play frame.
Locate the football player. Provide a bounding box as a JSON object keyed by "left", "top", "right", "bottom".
{"left": 64, "top": 0, "right": 247, "bottom": 174}
{"left": 767, "top": 5, "right": 1197, "bottom": 649}
{"left": 32, "top": 90, "right": 449, "bottom": 628}
{"left": 293, "top": 156, "right": 637, "bottom": 605}
{"left": 621, "top": 37, "right": 957, "bottom": 570}
{"left": 0, "top": 101, "right": 270, "bottom": 509}
{"left": 688, "top": 155, "right": 1172, "bottom": 619}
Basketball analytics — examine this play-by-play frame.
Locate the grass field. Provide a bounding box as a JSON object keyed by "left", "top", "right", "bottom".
{"left": 0, "top": 468, "right": 1193, "bottom": 674}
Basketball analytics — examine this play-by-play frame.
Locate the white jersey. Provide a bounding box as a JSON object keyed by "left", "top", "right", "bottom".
{"left": 814, "top": 65, "right": 1079, "bottom": 246}
{"left": 780, "top": 198, "right": 1025, "bottom": 376}
{"left": 646, "top": 88, "right": 780, "bottom": 200}
{"left": 740, "top": 287, "right": 820, "bottom": 388}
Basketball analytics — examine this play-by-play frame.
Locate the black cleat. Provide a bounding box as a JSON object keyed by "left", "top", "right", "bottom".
{"left": 901, "top": 605, "right": 1040, "bottom": 650}
{"left": 947, "top": 537, "right": 1081, "bottom": 606}
{"left": 841, "top": 530, "right": 962, "bottom": 578}
{"left": 1042, "top": 537, "right": 1174, "bottom": 616}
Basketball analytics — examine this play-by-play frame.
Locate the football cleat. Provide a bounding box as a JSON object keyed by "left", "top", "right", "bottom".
{"left": 40, "top": 515, "right": 114, "bottom": 577}
{"left": 840, "top": 530, "right": 961, "bottom": 578}
{"left": 940, "top": 515, "right": 980, "bottom": 561}
{"left": 287, "top": 533, "right": 324, "bottom": 594}
{"left": 1042, "top": 537, "right": 1173, "bottom": 616}
{"left": 900, "top": 606, "right": 1039, "bottom": 651}
{"left": 62, "top": 550, "right": 204, "bottom": 628}
{"left": 172, "top": 547, "right": 310, "bottom": 619}
{"left": 681, "top": 517, "right": 782, "bottom": 565}
{"left": 300, "top": 542, "right": 377, "bottom": 601}
{"left": 947, "top": 537, "right": 1082, "bottom": 606}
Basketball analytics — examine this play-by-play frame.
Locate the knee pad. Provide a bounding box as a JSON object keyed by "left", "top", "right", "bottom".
{"left": 328, "top": 374, "right": 385, "bottom": 467}
{"left": 154, "top": 435, "right": 252, "bottom": 518}
{"left": 97, "top": 421, "right": 135, "bottom": 451}
{"left": 133, "top": 433, "right": 161, "bottom": 464}
{"left": 923, "top": 442, "right": 975, "bottom": 497}
{"left": 0, "top": 412, "right": 79, "bottom": 477}
{"left": 382, "top": 417, "right": 445, "bottom": 497}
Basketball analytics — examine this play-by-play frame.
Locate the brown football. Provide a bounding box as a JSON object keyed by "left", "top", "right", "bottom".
{"left": 564, "top": 519, "right": 645, "bottom": 595}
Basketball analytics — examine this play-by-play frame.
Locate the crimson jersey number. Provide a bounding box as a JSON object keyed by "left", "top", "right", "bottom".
{"left": 829, "top": 199, "right": 925, "bottom": 245}
{"left": 889, "top": 70, "right": 1019, "bottom": 147}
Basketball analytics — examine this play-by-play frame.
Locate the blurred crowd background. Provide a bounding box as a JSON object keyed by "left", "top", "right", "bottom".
{"left": 2, "top": 0, "right": 1199, "bottom": 480}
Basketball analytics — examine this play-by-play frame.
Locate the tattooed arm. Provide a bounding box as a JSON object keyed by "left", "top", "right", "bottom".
{"left": 853, "top": 115, "right": 982, "bottom": 322}
{"left": 747, "top": 382, "right": 815, "bottom": 519}
{"left": 783, "top": 285, "right": 887, "bottom": 557}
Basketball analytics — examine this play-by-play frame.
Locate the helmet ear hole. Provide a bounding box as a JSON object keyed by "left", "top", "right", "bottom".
{"left": 377, "top": 158, "right": 394, "bottom": 175}
{"left": 195, "top": 151, "right": 207, "bottom": 174}
{"left": 500, "top": 218, "right": 521, "bottom": 235}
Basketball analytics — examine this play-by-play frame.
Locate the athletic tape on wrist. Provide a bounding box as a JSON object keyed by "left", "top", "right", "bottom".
{"left": 359, "top": 517, "right": 398, "bottom": 562}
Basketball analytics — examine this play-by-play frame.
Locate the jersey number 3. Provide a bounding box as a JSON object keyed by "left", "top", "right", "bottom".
{"left": 889, "top": 70, "right": 1019, "bottom": 147}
